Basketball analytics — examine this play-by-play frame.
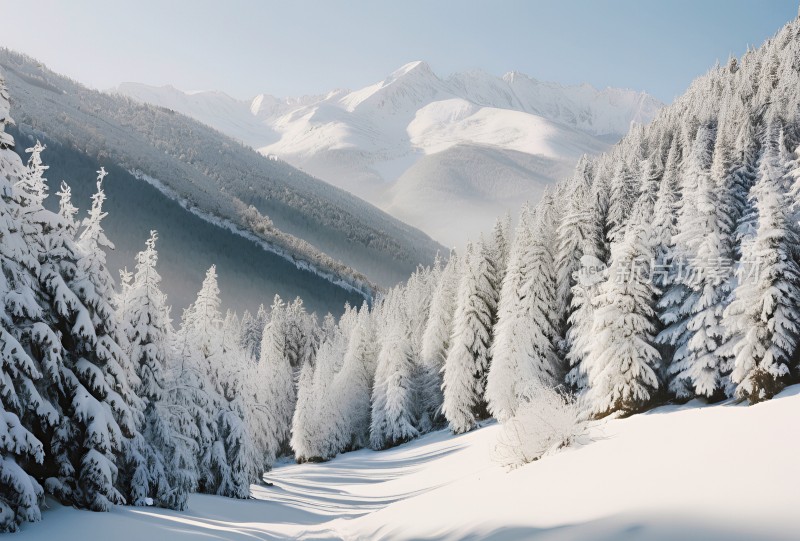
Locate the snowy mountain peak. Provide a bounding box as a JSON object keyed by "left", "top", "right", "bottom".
{"left": 339, "top": 60, "right": 444, "bottom": 114}
{"left": 113, "top": 61, "right": 662, "bottom": 246}
{"left": 389, "top": 60, "right": 435, "bottom": 80}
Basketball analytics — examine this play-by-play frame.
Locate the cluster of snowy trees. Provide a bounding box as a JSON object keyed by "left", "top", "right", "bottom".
{"left": 0, "top": 79, "right": 321, "bottom": 529}
{"left": 285, "top": 11, "right": 800, "bottom": 455}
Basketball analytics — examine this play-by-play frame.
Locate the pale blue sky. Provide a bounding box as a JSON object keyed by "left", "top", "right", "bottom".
{"left": 0, "top": 0, "right": 796, "bottom": 102}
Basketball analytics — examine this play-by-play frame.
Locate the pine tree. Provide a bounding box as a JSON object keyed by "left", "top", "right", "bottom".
{"left": 253, "top": 295, "right": 295, "bottom": 467}
{"left": 656, "top": 126, "right": 739, "bottom": 399}
{"left": 240, "top": 304, "right": 268, "bottom": 362}
{"left": 563, "top": 238, "right": 606, "bottom": 391}
{"left": 401, "top": 266, "right": 437, "bottom": 433}
{"left": 441, "top": 235, "right": 500, "bottom": 434}
{"left": 651, "top": 139, "right": 682, "bottom": 268}
{"left": 370, "top": 298, "right": 419, "bottom": 449}
{"left": 332, "top": 303, "right": 375, "bottom": 451}
{"left": 117, "top": 231, "right": 191, "bottom": 508}
{"left": 584, "top": 191, "right": 661, "bottom": 417}
{"left": 419, "top": 251, "right": 460, "bottom": 427}
{"left": 290, "top": 356, "right": 316, "bottom": 462}
{"left": 555, "top": 157, "right": 595, "bottom": 333}
{"left": 176, "top": 266, "right": 233, "bottom": 496}
{"left": 0, "top": 81, "right": 53, "bottom": 531}
{"left": 47, "top": 169, "right": 140, "bottom": 511}
{"left": 487, "top": 203, "right": 559, "bottom": 422}
{"left": 217, "top": 311, "right": 260, "bottom": 498}
{"left": 724, "top": 125, "right": 800, "bottom": 402}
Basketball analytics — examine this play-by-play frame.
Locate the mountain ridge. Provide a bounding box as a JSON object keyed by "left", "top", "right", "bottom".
{"left": 0, "top": 49, "right": 445, "bottom": 307}
{"left": 115, "top": 62, "right": 662, "bottom": 246}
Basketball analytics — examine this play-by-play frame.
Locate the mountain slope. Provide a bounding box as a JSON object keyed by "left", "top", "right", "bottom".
{"left": 7, "top": 127, "right": 363, "bottom": 315}
{"left": 15, "top": 385, "right": 800, "bottom": 540}
{"left": 0, "top": 49, "right": 443, "bottom": 299}
{"left": 115, "top": 63, "right": 662, "bottom": 246}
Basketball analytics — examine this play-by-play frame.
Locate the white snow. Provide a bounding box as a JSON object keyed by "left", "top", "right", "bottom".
{"left": 16, "top": 384, "right": 800, "bottom": 540}
{"left": 113, "top": 64, "right": 661, "bottom": 247}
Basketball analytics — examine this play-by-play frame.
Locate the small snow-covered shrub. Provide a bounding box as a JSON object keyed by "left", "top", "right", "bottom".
{"left": 492, "top": 382, "right": 587, "bottom": 468}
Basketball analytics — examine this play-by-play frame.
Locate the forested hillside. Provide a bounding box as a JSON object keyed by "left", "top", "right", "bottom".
{"left": 278, "top": 9, "right": 800, "bottom": 457}
{"left": 6, "top": 127, "right": 362, "bottom": 314}
{"left": 0, "top": 49, "right": 444, "bottom": 295}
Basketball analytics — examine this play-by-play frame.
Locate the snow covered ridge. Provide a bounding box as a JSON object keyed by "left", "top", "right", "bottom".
{"left": 131, "top": 170, "right": 375, "bottom": 302}
{"left": 0, "top": 48, "right": 444, "bottom": 291}
{"left": 115, "top": 63, "right": 662, "bottom": 246}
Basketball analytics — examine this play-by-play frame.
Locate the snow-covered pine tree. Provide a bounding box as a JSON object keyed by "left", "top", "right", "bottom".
{"left": 284, "top": 297, "right": 316, "bottom": 373}
{"left": 418, "top": 250, "right": 460, "bottom": 428}
{"left": 45, "top": 168, "right": 141, "bottom": 511}
{"left": 606, "top": 152, "right": 640, "bottom": 244}
{"left": 487, "top": 202, "right": 559, "bottom": 422}
{"left": 656, "top": 126, "right": 738, "bottom": 399}
{"left": 331, "top": 303, "right": 375, "bottom": 451}
{"left": 400, "top": 266, "right": 437, "bottom": 433}
{"left": 724, "top": 123, "right": 800, "bottom": 402}
{"left": 651, "top": 139, "right": 682, "bottom": 269}
{"left": 584, "top": 187, "right": 661, "bottom": 417}
{"left": 563, "top": 238, "right": 606, "bottom": 392}
{"left": 175, "top": 266, "right": 234, "bottom": 496}
{"left": 491, "top": 214, "right": 512, "bottom": 288}
{"left": 441, "top": 235, "right": 500, "bottom": 434}
{"left": 290, "top": 355, "right": 316, "bottom": 462}
{"left": 305, "top": 312, "right": 355, "bottom": 460}
{"left": 216, "top": 311, "right": 260, "bottom": 498}
{"left": 116, "top": 231, "right": 192, "bottom": 508}
{"left": 370, "top": 294, "right": 419, "bottom": 449}
{"left": 555, "top": 156, "right": 595, "bottom": 334}
{"left": 0, "top": 82, "right": 54, "bottom": 532}
{"left": 252, "top": 295, "right": 295, "bottom": 468}
{"left": 239, "top": 304, "right": 268, "bottom": 362}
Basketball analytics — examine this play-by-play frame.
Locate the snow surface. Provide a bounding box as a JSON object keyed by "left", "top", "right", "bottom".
{"left": 16, "top": 385, "right": 800, "bottom": 540}
{"left": 114, "top": 64, "right": 662, "bottom": 247}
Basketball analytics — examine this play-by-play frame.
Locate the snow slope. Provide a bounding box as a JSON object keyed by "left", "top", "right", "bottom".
{"left": 17, "top": 385, "right": 800, "bottom": 540}
{"left": 115, "top": 63, "right": 662, "bottom": 246}
{"left": 0, "top": 50, "right": 444, "bottom": 296}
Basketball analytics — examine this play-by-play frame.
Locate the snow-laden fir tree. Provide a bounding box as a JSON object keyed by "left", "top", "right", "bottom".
{"left": 116, "top": 231, "right": 193, "bottom": 508}
{"left": 46, "top": 169, "right": 141, "bottom": 511}
{"left": 606, "top": 151, "right": 640, "bottom": 244}
{"left": 0, "top": 83, "right": 54, "bottom": 532}
{"left": 401, "top": 266, "right": 437, "bottom": 433}
{"left": 563, "top": 238, "right": 607, "bottom": 391}
{"left": 487, "top": 202, "right": 559, "bottom": 422}
{"left": 555, "top": 156, "right": 595, "bottom": 333}
{"left": 491, "top": 214, "right": 512, "bottom": 289}
{"left": 290, "top": 355, "right": 316, "bottom": 462}
{"left": 175, "top": 266, "right": 238, "bottom": 496}
{"left": 291, "top": 312, "right": 350, "bottom": 460}
{"left": 650, "top": 139, "right": 682, "bottom": 269}
{"left": 583, "top": 187, "right": 661, "bottom": 417}
{"left": 370, "top": 293, "right": 419, "bottom": 449}
{"left": 216, "top": 311, "right": 260, "bottom": 498}
{"left": 239, "top": 303, "right": 267, "bottom": 362}
{"left": 330, "top": 303, "right": 375, "bottom": 451}
{"left": 252, "top": 295, "right": 295, "bottom": 468}
{"left": 441, "top": 235, "right": 501, "bottom": 434}
{"left": 723, "top": 123, "right": 800, "bottom": 402}
{"left": 657, "top": 126, "right": 740, "bottom": 399}
{"left": 418, "top": 250, "right": 460, "bottom": 427}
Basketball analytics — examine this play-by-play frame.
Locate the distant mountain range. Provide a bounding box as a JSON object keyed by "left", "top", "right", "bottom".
{"left": 115, "top": 62, "right": 662, "bottom": 246}
{"left": 0, "top": 50, "right": 444, "bottom": 313}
